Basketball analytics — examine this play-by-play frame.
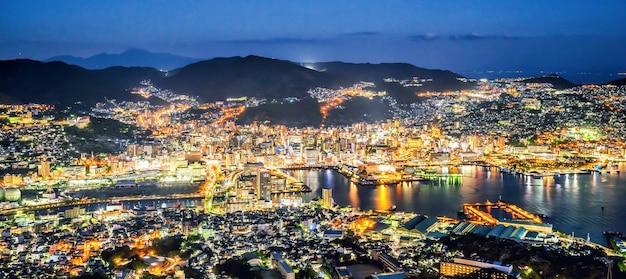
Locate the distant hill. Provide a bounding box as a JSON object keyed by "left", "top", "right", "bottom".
{"left": 0, "top": 55, "right": 476, "bottom": 125}
{"left": 308, "top": 62, "right": 474, "bottom": 103}
{"left": 606, "top": 77, "right": 626, "bottom": 86}
{"left": 158, "top": 56, "right": 475, "bottom": 103}
{"left": 45, "top": 48, "right": 200, "bottom": 70}
{"left": 0, "top": 59, "right": 164, "bottom": 106}
{"left": 522, "top": 74, "right": 575, "bottom": 89}
{"left": 157, "top": 55, "right": 344, "bottom": 102}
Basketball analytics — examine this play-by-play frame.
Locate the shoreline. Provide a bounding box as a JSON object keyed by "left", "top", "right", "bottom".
{"left": 2, "top": 194, "right": 619, "bottom": 252}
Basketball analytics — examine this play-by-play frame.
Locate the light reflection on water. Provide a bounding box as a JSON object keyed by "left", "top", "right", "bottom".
{"left": 290, "top": 165, "right": 626, "bottom": 247}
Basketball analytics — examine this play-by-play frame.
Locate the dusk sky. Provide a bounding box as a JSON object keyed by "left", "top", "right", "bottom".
{"left": 2, "top": 0, "right": 626, "bottom": 82}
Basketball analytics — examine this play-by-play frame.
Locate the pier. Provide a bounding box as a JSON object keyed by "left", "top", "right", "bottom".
{"left": 463, "top": 200, "right": 543, "bottom": 225}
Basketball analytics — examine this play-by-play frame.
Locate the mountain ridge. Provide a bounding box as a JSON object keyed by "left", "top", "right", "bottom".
{"left": 0, "top": 59, "right": 164, "bottom": 106}
{"left": 45, "top": 48, "right": 201, "bottom": 70}
{"left": 157, "top": 55, "right": 345, "bottom": 101}
{"left": 0, "top": 55, "right": 477, "bottom": 107}
{"left": 606, "top": 77, "right": 626, "bottom": 86}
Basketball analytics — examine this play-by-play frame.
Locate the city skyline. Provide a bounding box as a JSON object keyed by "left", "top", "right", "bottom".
{"left": 2, "top": 1, "right": 626, "bottom": 278}
{"left": 2, "top": 1, "right": 626, "bottom": 83}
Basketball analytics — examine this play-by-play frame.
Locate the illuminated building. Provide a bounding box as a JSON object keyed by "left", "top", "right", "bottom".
{"left": 407, "top": 137, "right": 422, "bottom": 148}
{"left": 126, "top": 144, "right": 138, "bottom": 157}
{"left": 431, "top": 126, "right": 441, "bottom": 138}
{"left": 5, "top": 188, "right": 21, "bottom": 202}
{"left": 321, "top": 188, "right": 333, "bottom": 209}
{"left": 38, "top": 161, "right": 50, "bottom": 179}
{"left": 63, "top": 207, "right": 87, "bottom": 218}
{"left": 440, "top": 258, "right": 514, "bottom": 278}
{"left": 256, "top": 169, "right": 271, "bottom": 201}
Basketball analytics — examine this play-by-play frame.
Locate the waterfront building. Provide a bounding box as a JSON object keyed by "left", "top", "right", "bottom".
{"left": 440, "top": 258, "right": 515, "bottom": 278}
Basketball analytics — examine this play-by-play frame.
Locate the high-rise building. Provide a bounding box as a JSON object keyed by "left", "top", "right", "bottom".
{"left": 38, "top": 161, "right": 50, "bottom": 180}
{"left": 257, "top": 169, "right": 272, "bottom": 201}
{"left": 322, "top": 188, "right": 333, "bottom": 209}
{"left": 126, "top": 144, "right": 138, "bottom": 157}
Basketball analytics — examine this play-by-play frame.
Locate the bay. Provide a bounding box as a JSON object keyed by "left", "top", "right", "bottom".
{"left": 289, "top": 165, "right": 626, "bottom": 247}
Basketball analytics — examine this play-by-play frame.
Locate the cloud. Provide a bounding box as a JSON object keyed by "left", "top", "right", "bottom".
{"left": 407, "top": 33, "right": 440, "bottom": 41}
{"left": 226, "top": 37, "right": 335, "bottom": 45}
{"left": 407, "top": 32, "right": 526, "bottom": 42}
{"left": 448, "top": 33, "right": 521, "bottom": 40}
{"left": 341, "top": 31, "right": 380, "bottom": 37}
{"left": 223, "top": 32, "right": 380, "bottom": 45}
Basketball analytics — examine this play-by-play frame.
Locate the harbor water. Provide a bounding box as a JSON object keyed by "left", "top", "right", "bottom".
{"left": 290, "top": 165, "right": 626, "bottom": 247}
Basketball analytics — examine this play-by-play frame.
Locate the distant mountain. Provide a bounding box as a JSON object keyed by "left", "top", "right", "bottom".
{"left": 158, "top": 55, "right": 474, "bottom": 103}
{"left": 522, "top": 74, "right": 575, "bottom": 89}
{"left": 0, "top": 55, "right": 477, "bottom": 125}
{"left": 157, "top": 55, "right": 344, "bottom": 101}
{"left": 0, "top": 59, "right": 164, "bottom": 106}
{"left": 45, "top": 48, "right": 200, "bottom": 70}
{"left": 307, "top": 62, "right": 474, "bottom": 103}
{"left": 606, "top": 77, "right": 626, "bottom": 86}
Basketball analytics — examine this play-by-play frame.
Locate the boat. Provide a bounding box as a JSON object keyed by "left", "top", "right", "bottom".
{"left": 388, "top": 205, "right": 397, "bottom": 211}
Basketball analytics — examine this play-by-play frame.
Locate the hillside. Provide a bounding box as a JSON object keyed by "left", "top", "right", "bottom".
{"left": 93, "top": 66, "right": 165, "bottom": 90}
{"left": 309, "top": 61, "right": 474, "bottom": 103}
{"left": 606, "top": 77, "right": 626, "bottom": 86}
{"left": 0, "top": 55, "right": 476, "bottom": 115}
{"left": 158, "top": 56, "right": 475, "bottom": 104}
{"left": 0, "top": 59, "right": 123, "bottom": 106}
{"left": 236, "top": 98, "right": 323, "bottom": 127}
{"left": 0, "top": 59, "right": 164, "bottom": 106}
{"left": 307, "top": 62, "right": 471, "bottom": 91}
{"left": 157, "top": 55, "right": 345, "bottom": 102}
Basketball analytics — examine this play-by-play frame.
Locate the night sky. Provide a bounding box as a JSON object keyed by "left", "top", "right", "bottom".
{"left": 1, "top": 0, "right": 625, "bottom": 82}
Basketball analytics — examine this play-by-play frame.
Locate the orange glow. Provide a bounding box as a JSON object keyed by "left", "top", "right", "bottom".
{"left": 376, "top": 185, "right": 391, "bottom": 211}
{"left": 348, "top": 182, "right": 359, "bottom": 208}
{"left": 349, "top": 217, "right": 376, "bottom": 235}
{"left": 214, "top": 105, "right": 246, "bottom": 125}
